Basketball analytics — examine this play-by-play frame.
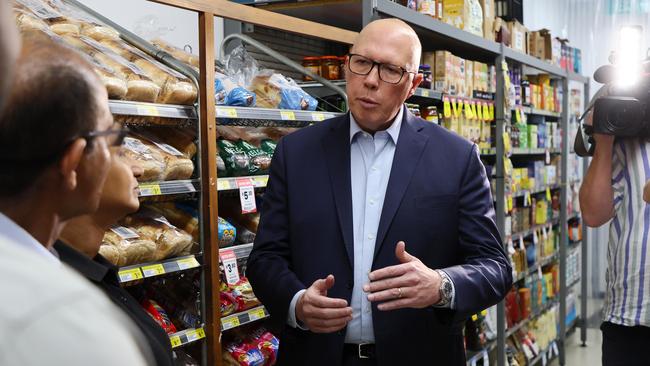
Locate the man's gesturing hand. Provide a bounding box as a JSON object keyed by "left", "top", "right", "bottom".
{"left": 364, "top": 241, "right": 442, "bottom": 311}
{"left": 296, "top": 274, "right": 353, "bottom": 333}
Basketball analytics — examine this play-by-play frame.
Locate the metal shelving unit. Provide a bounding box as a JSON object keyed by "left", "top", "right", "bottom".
{"left": 220, "top": 305, "right": 270, "bottom": 331}
{"left": 138, "top": 180, "right": 200, "bottom": 197}
{"left": 118, "top": 255, "right": 202, "bottom": 283}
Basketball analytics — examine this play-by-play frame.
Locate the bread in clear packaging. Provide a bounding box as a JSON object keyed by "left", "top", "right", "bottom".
{"left": 123, "top": 212, "right": 194, "bottom": 261}
{"left": 101, "top": 229, "right": 157, "bottom": 266}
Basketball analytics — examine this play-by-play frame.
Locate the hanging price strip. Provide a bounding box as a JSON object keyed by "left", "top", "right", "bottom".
{"left": 220, "top": 249, "right": 240, "bottom": 285}
{"left": 489, "top": 103, "right": 495, "bottom": 121}
{"left": 443, "top": 98, "right": 452, "bottom": 118}
{"left": 477, "top": 102, "right": 484, "bottom": 120}
{"left": 542, "top": 226, "right": 548, "bottom": 241}
{"left": 515, "top": 108, "right": 522, "bottom": 123}
{"left": 239, "top": 185, "right": 257, "bottom": 214}
{"left": 524, "top": 191, "right": 532, "bottom": 207}
{"left": 470, "top": 101, "right": 478, "bottom": 119}
{"left": 222, "top": 316, "right": 240, "bottom": 330}
{"left": 451, "top": 99, "right": 460, "bottom": 117}
{"left": 280, "top": 111, "right": 296, "bottom": 121}
{"left": 170, "top": 335, "right": 182, "bottom": 348}
{"left": 546, "top": 187, "right": 552, "bottom": 201}
{"left": 507, "top": 195, "right": 513, "bottom": 212}
{"left": 533, "top": 230, "right": 539, "bottom": 245}
{"left": 464, "top": 100, "right": 473, "bottom": 119}
{"left": 483, "top": 103, "right": 490, "bottom": 121}
{"left": 538, "top": 266, "right": 543, "bottom": 280}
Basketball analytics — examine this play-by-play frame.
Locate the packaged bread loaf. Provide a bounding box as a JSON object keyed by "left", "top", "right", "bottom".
{"left": 146, "top": 128, "right": 197, "bottom": 159}
{"left": 250, "top": 70, "right": 318, "bottom": 110}
{"left": 100, "top": 226, "right": 157, "bottom": 266}
{"left": 134, "top": 132, "right": 195, "bottom": 180}
{"left": 151, "top": 38, "right": 200, "bottom": 68}
{"left": 217, "top": 126, "right": 244, "bottom": 141}
{"left": 100, "top": 39, "right": 198, "bottom": 105}
{"left": 217, "top": 139, "right": 250, "bottom": 177}
{"left": 236, "top": 140, "right": 271, "bottom": 175}
{"left": 123, "top": 211, "right": 193, "bottom": 261}
{"left": 123, "top": 136, "right": 166, "bottom": 182}
{"left": 149, "top": 202, "right": 200, "bottom": 244}
{"left": 14, "top": 9, "right": 49, "bottom": 31}
{"left": 44, "top": 0, "right": 120, "bottom": 41}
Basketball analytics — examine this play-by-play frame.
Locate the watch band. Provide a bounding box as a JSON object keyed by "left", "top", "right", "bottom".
{"left": 435, "top": 269, "right": 453, "bottom": 307}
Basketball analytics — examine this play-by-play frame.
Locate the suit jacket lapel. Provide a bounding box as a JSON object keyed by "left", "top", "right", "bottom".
{"left": 321, "top": 115, "right": 354, "bottom": 268}
{"left": 373, "top": 111, "right": 429, "bottom": 262}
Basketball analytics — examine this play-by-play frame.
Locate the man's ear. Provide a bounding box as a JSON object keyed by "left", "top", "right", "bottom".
{"left": 408, "top": 73, "right": 424, "bottom": 98}
{"left": 59, "top": 138, "right": 87, "bottom": 191}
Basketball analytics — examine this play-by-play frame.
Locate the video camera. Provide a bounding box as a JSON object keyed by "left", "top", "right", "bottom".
{"left": 575, "top": 26, "right": 650, "bottom": 157}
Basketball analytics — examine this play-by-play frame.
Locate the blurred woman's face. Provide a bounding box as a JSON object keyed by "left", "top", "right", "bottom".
{"left": 98, "top": 145, "right": 142, "bottom": 218}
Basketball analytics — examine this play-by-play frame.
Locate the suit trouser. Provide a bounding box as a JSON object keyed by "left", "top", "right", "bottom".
{"left": 601, "top": 321, "right": 650, "bottom": 366}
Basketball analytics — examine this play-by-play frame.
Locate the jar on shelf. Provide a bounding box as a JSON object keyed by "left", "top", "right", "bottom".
{"left": 302, "top": 56, "right": 321, "bottom": 81}
{"left": 418, "top": 64, "right": 432, "bottom": 89}
{"left": 320, "top": 56, "right": 340, "bottom": 80}
{"left": 417, "top": 0, "right": 436, "bottom": 16}
{"left": 424, "top": 106, "right": 438, "bottom": 124}
{"left": 339, "top": 56, "right": 346, "bottom": 79}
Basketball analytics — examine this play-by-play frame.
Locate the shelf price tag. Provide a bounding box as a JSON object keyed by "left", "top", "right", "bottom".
{"left": 312, "top": 113, "right": 326, "bottom": 122}
{"left": 222, "top": 315, "right": 240, "bottom": 330}
{"left": 524, "top": 191, "right": 531, "bottom": 207}
{"left": 118, "top": 268, "right": 143, "bottom": 282}
{"left": 483, "top": 103, "right": 490, "bottom": 121}
{"left": 471, "top": 314, "right": 478, "bottom": 321}
{"left": 137, "top": 104, "right": 160, "bottom": 117}
{"left": 507, "top": 195, "right": 513, "bottom": 212}
{"left": 421, "top": 89, "right": 430, "bottom": 97}
{"left": 515, "top": 108, "right": 521, "bottom": 123}
{"left": 477, "top": 102, "right": 484, "bottom": 120}
{"left": 139, "top": 183, "right": 162, "bottom": 196}
{"left": 220, "top": 249, "right": 240, "bottom": 285}
{"left": 177, "top": 256, "right": 200, "bottom": 270}
{"left": 217, "top": 107, "right": 238, "bottom": 118}
{"left": 217, "top": 179, "right": 229, "bottom": 191}
{"left": 464, "top": 100, "right": 473, "bottom": 119}
{"left": 196, "top": 328, "right": 206, "bottom": 339}
{"left": 488, "top": 103, "right": 495, "bottom": 121}
{"left": 239, "top": 184, "right": 257, "bottom": 214}
{"left": 470, "top": 101, "right": 478, "bottom": 119}
{"left": 280, "top": 111, "right": 296, "bottom": 121}
{"left": 538, "top": 266, "right": 543, "bottom": 279}
{"left": 443, "top": 98, "right": 452, "bottom": 118}
{"left": 170, "top": 335, "right": 182, "bottom": 348}
{"left": 533, "top": 230, "right": 539, "bottom": 245}
{"left": 249, "top": 307, "right": 267, "bottom": 321}
{"left": 546, "top": 187, "right": 552, "bottom": 201}
{"left": 142, "top": 264, "right": 165, "bottom": 278}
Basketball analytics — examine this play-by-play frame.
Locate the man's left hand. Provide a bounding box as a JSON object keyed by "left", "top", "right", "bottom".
{"left": 363, "top": 241, "right": 441, "bottom": 311}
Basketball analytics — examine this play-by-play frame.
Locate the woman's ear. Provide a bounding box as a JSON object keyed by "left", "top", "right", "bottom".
{"left": 59, "top": 138, "right": 87, "bottom": 191}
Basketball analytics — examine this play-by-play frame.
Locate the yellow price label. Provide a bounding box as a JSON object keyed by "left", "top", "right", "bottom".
{"left": 142, "top": 264, "right": 165, "bottom": 277}
{"left": 177, "top": 257, "right": 200, "bottom": 270}
{"left": 443, "top": 99, "right": 452, "bottom": 118}
{"left": 139, "top": 183, "right": 162, "bottom": 196}
{"left": 507, "top": 195, "right": 513, "bottom": 212}
{"left": 481, "top": 310, "right": 488, "bottom": 316}
{"left": 470, "top": 102, "right": 478, "bottom": 120}
{"left": 483, "top": 104, "right": 490, "bottom": 121}
{"left": 217, "top": 179, "right": 229, "bottom": 191}
{"left": 312, "top": 113, "right": 326, "bottom": 122}
{"left": 280, "top": 111, "right": 296, "bottom": 121}
{"left": 118, "top": 268, "right": 143, "bottom": 282}
{"left": 477, "top": 103, "right": 484, "bottom": 120}
{"left": 503, "top": 132, "right": 512, "bottom": 154}
{"left": 217, "top": 107, "right": 238, "bottom": 118}
{"left": 464, "top": 101, "right": 473, "bottom": 119}
{"left": 249, "top": 307, "right": 267, "bottom": 321}
{"left": 170, "top": 335, "right": 182, "bottom": 348}
{"left": 195, "top": 328, "right": 206, "bottom": 339}
{"left": 222, "top": 316, "right": 240, "bottom": 330}
{"left": 488, "top": 104, "right": 495, "bottom": 121}
{"left": 515, "top": 108, "right": 521, "bottom": 123}
{"left": 254, "top": 176, "right": 269, "bottom": 187}
{"left": 137, "top": 105, "right": 160, "bottom": 117}
{"left": 421, "top": 89, "right": 430, "bottom": 97}
{"left": 472, "top": 314, "right": 478, "bottom": 321}
{"left": 546, "top": 187, "right": 552, "bottom": 201}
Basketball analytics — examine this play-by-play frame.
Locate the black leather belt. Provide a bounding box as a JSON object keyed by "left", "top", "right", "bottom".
{"left": 343, "top": 343, "right": 376, "bottom": 359}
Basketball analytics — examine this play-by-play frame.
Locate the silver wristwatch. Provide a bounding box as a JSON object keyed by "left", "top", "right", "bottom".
{"left": 435, "top": 269, "right": 453, "bottom": 307}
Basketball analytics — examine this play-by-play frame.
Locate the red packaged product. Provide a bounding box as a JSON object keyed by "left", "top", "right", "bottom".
{"left": 142, "top": 299, "right": 177, "bottom": 334}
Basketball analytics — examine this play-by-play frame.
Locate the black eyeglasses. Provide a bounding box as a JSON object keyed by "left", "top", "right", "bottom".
{"left": 82, "top": 126, "right": 130, "bottom": 147}
{"left": 347, "top": 53, "right": 416, "bottom": 84}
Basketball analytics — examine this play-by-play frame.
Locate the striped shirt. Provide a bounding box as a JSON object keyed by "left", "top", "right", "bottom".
{"left": 605, "top": 138, "right": 650, "bottom": 327}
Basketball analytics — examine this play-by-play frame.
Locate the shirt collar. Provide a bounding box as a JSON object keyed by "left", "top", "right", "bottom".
{"left": 54, "top": 240, "right": 114, "bottom": 283}
{"left": 0, "top": 212, "right": 60, "bottom": 264}
{"left": 350, "top": 105, "right": 404, "bottom": 144}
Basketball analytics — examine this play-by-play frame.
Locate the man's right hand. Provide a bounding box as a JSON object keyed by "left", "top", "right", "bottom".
{"left": 295, "top": 274, "right": 353, "bottom": 333}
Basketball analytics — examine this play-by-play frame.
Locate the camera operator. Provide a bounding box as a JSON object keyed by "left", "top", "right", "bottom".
{"left": 580, "top": 108, "right": 650, "bottom": 366}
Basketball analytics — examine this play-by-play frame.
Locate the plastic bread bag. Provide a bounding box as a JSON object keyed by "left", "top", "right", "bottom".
{"left": 122, "top": 210, "right": 194, "bottom": 261}
{"left": 250, "top": 70, "right": 318, "bottom": 111}
{"left": 99, "top": 39, "right": 198, "bottom": 105}
{"left": 149, "top": 202, "right": 200, "bottom": 244}
{"left": 217, "top": 126, "right": 244, "bottom": 141}
{"left": 141, "top": 299, "right": 178, "bottom": 335}
{"left": 132, "top": 131, "right": 195, "bottom": 181}
{"left": 215, "top": 71, "right": 256, "bottom": 107}
{"left": 259, "top": 139, "right": 277, "bottom": 156}
{"left": 43, "top": 0, "right": 121, "bottom": 41}
{"left": 220, "top": 282, "right": 238, "bottom": 317}
{"left": 151, "top": 38, "right": 200, "bottom": 68}
{"left": 236, "top": 140, "right": 271, "bottom": 175}
{"left": 123, "top": 136, "right": 166, "bottom": 181}
{"left": 13, "top": 8, "right": 49, "bottom": 32}
{"left": 238, "top": 127, "right": 270, "bottom": 146}
{"left": 229, "top": 277, "right": 260, "bottom": 312}
{"left": 218, "top": 217, "right": 237, "bottom": 248}
{"left": 223, "top": 45, "right": 260, "bottom": 91}
{"left": 249, "top": 328, "right": 279, "bottom": 366}
{"left": 217, "top": 139, "right": 250, "bottom": 177}
{"left": 100, "top": 226, "right": 157, "bottom": 266}
{"left": 145, "top": 127, "right": 197, "bottom": 159}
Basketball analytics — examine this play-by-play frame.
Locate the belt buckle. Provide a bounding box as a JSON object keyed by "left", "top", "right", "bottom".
{"left": 358, "top": 343, "right": 371, "bottom": 359}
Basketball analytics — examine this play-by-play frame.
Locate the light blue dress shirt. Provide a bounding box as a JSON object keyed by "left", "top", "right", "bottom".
{"left": 286, "top": 108, "right": 454, "bottom": 342}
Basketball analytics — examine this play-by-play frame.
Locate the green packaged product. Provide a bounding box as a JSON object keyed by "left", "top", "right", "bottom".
{"left": 260, "top": 139, "right": 277, "bottom": 156}
{"left": 236, "top": 140, "right": 272, "bottom": 175}
{"left": 217, "top": 139, "right": 250, "bottom": 177}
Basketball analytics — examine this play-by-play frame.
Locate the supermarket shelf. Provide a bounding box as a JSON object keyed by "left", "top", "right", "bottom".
{"left": 509, "top": 217, "right": 560, "bottom": 241}
{"left": 221, "top": 305, "right": 269, "bottom": 331}
{"left": 118, "top": 255, "right": 201, "bottom": 283}
{"left": 297, "top": 79, "right": 347, "bottom": 98}
{"left": 109, "top": 100, "right": 197, "bottom": 119}
{"left": 511, "top": 184, "right": 561, "bottom": 198}
{"left": 506, "top": 299, "right": 559, "bottom": 338}
{"left": 412, "top": 88, "right": 443, "bottom": 100}
{"left": 480, "top": 148, "right": 497, "bottom": 156}
{"left": 566, "top": 317, "right": 579, "bottom": 334}
{"left": 465, "top": 339, "right": 496, "bottom": 366}
{"left": 502, "top": 45, "right": 566, "bottom": 77}
{"left": 530, "top": 340, "right": 560, "bottom": 366}
{"left": 217, "top": 176, "right": 269, "bottom": 191}
{"left": 216, "top": 106, "right": 342, "bottom": 127}
{"left": 169, "top": 327, "right": 206, "bottom": 349}
{"left": 219, "top": 243, "right": 254, "bottom": 261}
{"left": 511, "top": 148, "right": 561, "bottom": 156}
{"left": 513, "top": 252, "right": 559, "bottom": 283}
{"left": 568, "top": 71, "right": 589, "bottom": 84}
{"left": 513, "top": 106, "right": 561, "bottom": 118}
{"left": 138, "top": 180, "right": 199, "bottom": 197}
{"left": 568, "top": 240, "right": 581, "bottom": 251}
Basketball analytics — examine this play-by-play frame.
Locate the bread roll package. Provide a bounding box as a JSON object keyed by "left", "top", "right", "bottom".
{"left": 131, "top": 131, "right": 195, "bottom": 181}
{"left": 14, "top": 9, "right": 49, "bottom": 31}
{"left": 146, "top": 128, "right": 198, "bottom": 159}
{"left": 151, "top": 38, "right": 200, "bottom": 68}
{"left": 45, "top": 0, "right": 120, "bottom": 41}
{"left": 123, "top": 136, "right": 166, "bottom": 182}
{"left": 149, "top": 202, "right": 200, "bottom": 243}
{"left": 122, "top": 211, "right": 194, "bottom": 261}
{"left": 101, "top": 227, "right": 157, "bottom": 266}
{"left": 100, "top": 39, "right": 198, "bottom": 105}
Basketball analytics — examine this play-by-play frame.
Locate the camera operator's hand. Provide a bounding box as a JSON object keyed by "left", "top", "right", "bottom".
{"left": 585, "top": 109, "right": 615, "bottom": 146}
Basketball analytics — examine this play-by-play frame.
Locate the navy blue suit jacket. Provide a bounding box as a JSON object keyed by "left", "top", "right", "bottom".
{"left": 247, "top": 108, "right": 512, "bottom": 365}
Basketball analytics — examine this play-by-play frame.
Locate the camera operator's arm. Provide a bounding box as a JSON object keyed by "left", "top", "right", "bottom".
{"left": 580, "top": 111, "right": 616, "bottom": 227}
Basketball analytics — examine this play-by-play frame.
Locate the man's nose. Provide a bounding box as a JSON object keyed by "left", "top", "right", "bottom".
{"left": 363, "top": 64, "right": 380, "bottom": 89}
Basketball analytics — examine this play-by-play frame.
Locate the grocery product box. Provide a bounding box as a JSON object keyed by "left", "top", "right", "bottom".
{"left": 435, "top": 51, "right": 456, "bottom": 94}
{"left": 421, "top": 51, "right": 436, "bottom": 71}
{"left": 465, "top": 60, "right": 474, "bottom": 95}
{"left": 527, "top": 29, "right": 552, "bottom": 61}
{"left": 458, "top": 57, "right": 467, "bottom": 96}
{"left": 552, "top": 37, "right": 563, "bottom": 67}
{"left": 507, "top": 20, "right": 528, "bottom": 53}
{"left": 528, "top": 124, "right": 538, "bottom": 149}
{"left": 443, "top": 0, "right": 484, "bottom": 37}
{"left": 480, "top": 0, "right": 496, "bottom": 40}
